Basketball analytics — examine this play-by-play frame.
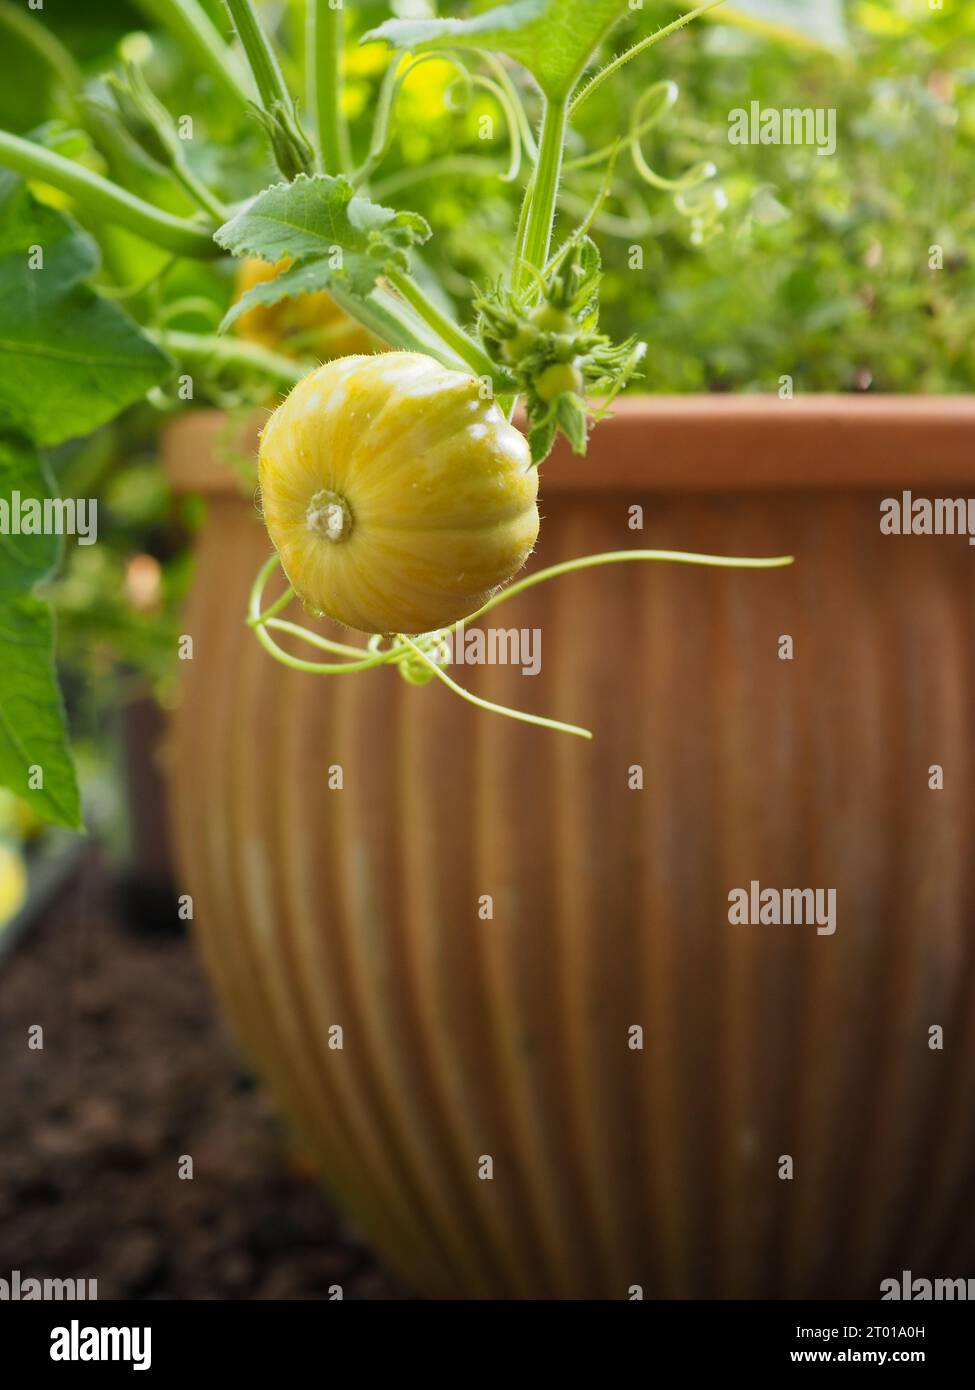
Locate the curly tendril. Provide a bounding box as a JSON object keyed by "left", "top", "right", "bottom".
{"left": 565, "top": 81, "right": 724, "bottom": 245}
{"left": 443, "top": 68, "right": 524, "bottom": 183}
{"left": 354, "top": 49, "right": 530, "bottom": 189}
{"left": 626, "top": 82, "right": 717, "bottom": 193}
{"left": 248, "top": 548, "right": 794, "bottom": 742}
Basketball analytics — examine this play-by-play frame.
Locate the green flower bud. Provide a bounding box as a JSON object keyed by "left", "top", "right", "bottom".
{"left": 252, "top": 99, "right": 316, "bottom": 182}
{"left": 106, "top": 60, "right": 179, "bottom": 170}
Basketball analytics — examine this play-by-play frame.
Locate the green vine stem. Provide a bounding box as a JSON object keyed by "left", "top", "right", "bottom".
{"left": 171, "top": 156, "right": 231, "bottom": 221}
{"left": 326, "top": 281, "right": 490, "bottom": 379}
{"left": 0, "top": 129, "right": 221, "bottom": 257}
{"left": 149, "top": 329, "right": 310, "bottom": 387}
{"left": 248, "top": 548, "right": 794, "bottom": 741}
{"left": 510, "top": 3, "right": 727, "bottom": 295}
{"left": 510, "top": 167, "right": 535, "bottom": 289}
{"left": 384, "top": 267, "right": 517, "bottom": 389}
{"left": 307, "top": 0, "right": 351, "bottom": 175}
{"left": 133, "top": 0, "right": 253, "bottom": 108}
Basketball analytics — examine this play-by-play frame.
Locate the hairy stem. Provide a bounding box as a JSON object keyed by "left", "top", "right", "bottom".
{"left": 570, "top": 1, "right": 726, "bottom": 118}
{"left": 0, "top": 129, "right": 221, "bottom": 257}
{"left": 515, "top": 96, "right": 567, "bottom": 292}
{"left": 223, "top": 0, "right": 292, "bottom": 110}
{"left": 326, "top": 282, "right": 463, "bottom": 370}
{"left": 384, "top": 268, "right": 517, "bottom": 389}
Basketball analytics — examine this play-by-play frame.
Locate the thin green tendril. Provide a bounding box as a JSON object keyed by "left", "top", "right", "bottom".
{"left": 399, "top": 636, "right": 593, "bottom": 740}
{"left": 247, "top": 548, "right": 794, "bottom": 739}
{"left": 354, "top": 49, "right": 527, "bottom": 189}
{"left": 564, "top": 81, "right": 723, "bottom": 245}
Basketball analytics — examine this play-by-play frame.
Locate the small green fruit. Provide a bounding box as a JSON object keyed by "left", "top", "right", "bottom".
{"left": 500, "top": 325, "right": 540, "bottom": 364}
{"left": 536, "top": 362, "right": 584, "bottom": 403}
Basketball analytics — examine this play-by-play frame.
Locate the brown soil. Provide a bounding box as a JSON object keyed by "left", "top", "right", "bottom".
{"left": 0, "top": 855, "right": 413, "bottom": 1300}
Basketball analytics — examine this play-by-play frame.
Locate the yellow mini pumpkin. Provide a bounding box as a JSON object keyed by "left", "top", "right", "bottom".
{"left": 234, "top": 257, "right": 375, "bottom": 359}
{"left": 258, "top": 353, "right": 540, "bottom": 635}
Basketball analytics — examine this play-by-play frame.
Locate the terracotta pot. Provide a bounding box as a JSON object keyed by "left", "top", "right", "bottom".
{"left": 164, "top": 396, "right": 975, "bottom": 1299}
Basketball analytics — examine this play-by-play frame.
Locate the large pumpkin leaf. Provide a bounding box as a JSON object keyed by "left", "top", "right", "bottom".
{"left": 363, "top": 0, "right": 626, "bottom": 101}
{"left": 215, "top": 174, "right": 430, "bottom": 271}
{"left": 0, "top": 172, "right": 170, "bottom": 448}
{"left": 0, "top": 433, "right": 81, "bottom": 830}
{"left": 720, "top": 0, "right": 848, "bottom": 50}
{"left": 364, "top": 0, "right": 849, "bottom": 96}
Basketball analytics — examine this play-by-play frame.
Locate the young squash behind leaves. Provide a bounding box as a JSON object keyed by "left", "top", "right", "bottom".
{"left": 234, "top": 256, "right": 376, "bottom": 361}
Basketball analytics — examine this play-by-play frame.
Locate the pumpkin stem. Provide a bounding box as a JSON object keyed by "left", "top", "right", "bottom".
{"left": 306, "top": 489, "right": 352, "bottom": 543}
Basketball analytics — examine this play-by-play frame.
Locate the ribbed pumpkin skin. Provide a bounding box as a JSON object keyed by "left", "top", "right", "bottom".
{"left": 259, "top": 354, "right": 540, "bottom": 634}
{"left": 168, "top": 408, "right": 975, "bottom": 1299}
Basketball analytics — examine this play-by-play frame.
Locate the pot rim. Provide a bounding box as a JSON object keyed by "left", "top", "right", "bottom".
{"left": 162, "top": 394, "right": 975, "bottom": 496}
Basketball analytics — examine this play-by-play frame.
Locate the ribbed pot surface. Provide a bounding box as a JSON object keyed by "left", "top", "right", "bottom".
{"left": 168, "top": 410, "right": 975, "bottom": 1298}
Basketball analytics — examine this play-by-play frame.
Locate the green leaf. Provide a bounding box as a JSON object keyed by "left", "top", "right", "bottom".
{"left": 0, "top": 172, "right": 171, "bottom": 448}
{"left": 363, "top": 0, "right": 626, "bottom": 101}
{"left": 556, "top": 394, "right": 589, "bottom": 455}
{"left": 528, "top": 413, "right": 557, "bottom": 465}
{"left": 0, "top": 437, "right": 59, "bottom": 590}
{"left": 214, "top": 174, "right": 431, "bottom": 272}
{"left": 0, "top": 434, "right": 81, "bottom": 830}
{"left": 720, "top": 0, "right": 849, "bottom": 50}
{"left": 218, "top": 252, "right": 382, "bottom": 334}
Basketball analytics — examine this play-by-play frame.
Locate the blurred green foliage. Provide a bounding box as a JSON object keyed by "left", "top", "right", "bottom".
{"left": 16, "top": 2, "right": 967, "bottom": 397}
{"left": 356, "top": 0, "right": 975, "bottom": 393}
